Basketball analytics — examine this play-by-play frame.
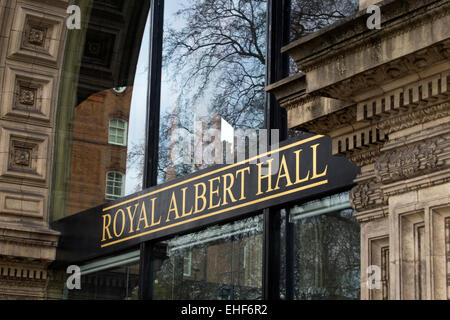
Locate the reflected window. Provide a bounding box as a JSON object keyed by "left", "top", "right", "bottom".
{"left": 51, "top": 1, "right": 151, "bottom": 219}
{"left": 183, "top": 251, "right": 192, "bottom": 277}
{"left": 66, "top": 251, "right": 140, "bottom": 300}
{"left": 105, "top": 171, "right": 125, "bottom": 200}
{"left": 290, "top": 193, "right": 360, "bottom": 300}
{"left": 153, "top": 215, "right": 263, "bottom": 300}
{"left": 108, "top": 119, "right": 128, "bottom": 146}
{"left": 113, "top": 87, "right": 128, "bottom": 94}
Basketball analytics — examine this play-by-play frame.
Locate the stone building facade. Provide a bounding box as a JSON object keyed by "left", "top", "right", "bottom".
{"left": 0, "top": 0, "right": 68, "bottom": 299}
{"left": 269, "top": 0, "right": 450, "bottom": 299}
{"left": 0, "top": 0, "right": 146, "bottom": 299}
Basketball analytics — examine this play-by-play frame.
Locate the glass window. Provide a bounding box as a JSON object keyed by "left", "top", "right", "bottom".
{"left": 65, "top": 251, "right": 140, "bottom": 300}
{"left": 50, "top": 1, "right": 151, "bottom": 219}
{"left": 108, "top": 119, "right": 128, "bottom": 146}
{"left": 105, "top": 171, "right": 125, "bottom": 200}
{"left": 282, "top": 193, "right": 360, "bottom": 300}
{"left": 153, "top": 215, "right": 263, "bottom": 300}
{"left": 183, "top": 251, "right": 193, "bottom": 277}
{"left": 158, "top": 0, "right": 267, "bottom": 184}
{"left": 150, "top": 0, "right": 267, "bottom": 301}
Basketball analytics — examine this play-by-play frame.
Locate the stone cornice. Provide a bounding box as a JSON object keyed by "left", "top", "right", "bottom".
{"left": 378, "top": 101, "right": 450, "bottom": 134}
{"left": 0, "top": 221, "right": 59, "bottom": 261}
{"left": 283, "top": 0, "right": 447, "bottom": 72}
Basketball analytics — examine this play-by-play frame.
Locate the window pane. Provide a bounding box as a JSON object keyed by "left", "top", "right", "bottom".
{"left": 284, "top": 193, "right": 361, "bottom": 300}
{"left": 50, "top": 1, "right": 151, "bottom": 219}
{"left": 153, "top": 215, "right": 263, "bottom": 300}
{"left": 67, "top": 262, "right": 140, "bottom": 300}
{"left": 158, "top": 0, "right": 267, "bottom": 184}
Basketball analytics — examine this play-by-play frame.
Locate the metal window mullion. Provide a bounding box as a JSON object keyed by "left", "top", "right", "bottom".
{"left": 263, "top": 0, "right": 291, "bottom": 301}
{"left": 139, "top": 0, "right": 165, "bottom": 301}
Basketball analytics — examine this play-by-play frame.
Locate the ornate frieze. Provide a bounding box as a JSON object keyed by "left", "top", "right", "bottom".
{"left": 348, "top": 145, "right": 381, "bottom": 167}
{"left": 375, "top": 138, "right": 446, "bottom": 184}
{"left": 350, "top": 178, "right": 386, "bottom": 212}
{"left": 378, "top": 102, "right": 450, "bottom": 135}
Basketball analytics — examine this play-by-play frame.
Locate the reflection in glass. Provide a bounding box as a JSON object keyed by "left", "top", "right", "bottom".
{"left": 67, "top": 262, "right": 140, "bottom": 300}
{"left": 158, "top": 0, "right": 267, "bottom": 183}
{"left": 289, "top": 0, "right": 358, "bottom": 74}
{"left": 290, "top": 193, "right": 360, "bottom": 300}
{"left": 52, "top": 2, "right": 151, "bottom": 218}
{"left": 153, "top": 216, "right": 263, "bottom": 300}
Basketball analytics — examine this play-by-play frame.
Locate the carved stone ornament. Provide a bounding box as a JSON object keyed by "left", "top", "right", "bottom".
{"left": 349, "top": 146, "right": 381, "bottom": 167}
{"left": 8, "top": 139, "right": 38, "bottom": 171}
{"left": 350, "top": 179, "right": 386, "bottom": 212}
{"left": 375, "top": 139, "right": 445, "bottom": 184}
{"left": 28, "top": 27, "right": 46, "bottom": 46}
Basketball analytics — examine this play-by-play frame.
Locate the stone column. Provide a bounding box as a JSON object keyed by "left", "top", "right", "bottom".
{"left": 0, "top": 0, "right": 68, "bottom": 299}
{"left": 269, "top": 0, "right": 450, "bottom": 299}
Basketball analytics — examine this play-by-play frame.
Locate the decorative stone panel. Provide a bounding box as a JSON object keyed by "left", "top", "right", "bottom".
{"left": 375, "top": 137, "right": 447, "bottom": 184}
{"left": 7, "top": 3, "right": 65, "bottom": 67}
{"left": 0, "top": 191, "right": 45, "bottom": 220}
{"left": 1, "top": 65, "right": 55, "bottom": 124}
{"left": 350, "top": 178, "right": 386, "bottom": 212}
{"left": 0, "top": 127, "right": 49, "bottom": 186}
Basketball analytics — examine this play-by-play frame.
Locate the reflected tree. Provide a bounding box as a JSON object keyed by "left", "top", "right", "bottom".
{"left": 294, "top": 209, "right": 360, "bottom": 300}
{"left": 290, "top": 0, "right": 358, "bottom": 40}
{"left": 128, "top": 0, "right": 359, "bottom": 182}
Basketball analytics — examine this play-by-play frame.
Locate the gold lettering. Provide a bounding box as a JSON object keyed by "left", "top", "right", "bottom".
{"left": 235, "top": 167, "right": 250, "bottom": 200}
{"left": 113, "top": 209, "right": 125, "bottom": 238}
{"left": 209, "top": 176, "right": 222, "bottom": 209}
{"left": 181, "top": 187, "right": 193, "bottom": 217}
{"left": 149, "top": 197, "right": 161, "bottom": 227}
{"left": 293, "top": 149, "right": 310, "bottom": 183}
{"left": 311, "top": 144, "right": 328, "bottom": 179}
{"left": 101, "top": 213, "right": 112, "bottom": 241}
{"left": 274, "top": 155, "right": 293, "bottom": 190}
{"left": 136, "top": 202, "right": 150, "bottom": 232}
{"left": 194, "top": 182, "right": 207, "bottom": 214}
{"left": 125, "top": 203, "right": 139, "bottom": 233}
{"left": 166, "top": 192, "right": 180, "bottom": 222}
{"left": 222, "top": 173, "right": 237, "bottom": 206}
{"left": 256, "top": 158, "right": 274, "bottom": 196}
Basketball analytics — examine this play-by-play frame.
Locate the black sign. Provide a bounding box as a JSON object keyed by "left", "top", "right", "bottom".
{"left": 52, "top": 135, "right": 359, "bottom": 264}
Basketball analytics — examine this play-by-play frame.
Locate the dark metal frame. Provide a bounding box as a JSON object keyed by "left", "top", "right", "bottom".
{"left": 139, "top": 0, "right": 165, "bottom": 300}
{"left": 138, "top": 0, "right": 291, "bottom": 300}
{"left": 263, "top": 0, "right": 291, "bottom": 300}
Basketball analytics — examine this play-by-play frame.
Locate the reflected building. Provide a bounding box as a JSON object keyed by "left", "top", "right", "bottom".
{"left": 67, "top": 87, "right": 132, "bottom": 215}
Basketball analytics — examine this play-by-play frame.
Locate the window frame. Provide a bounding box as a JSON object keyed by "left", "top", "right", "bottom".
{"left": 108, "top": 118, "right": 128, "bottom": 147}
{"left": 183, "top": 251, "right": 192, "bottom": 277}
{"left": 105, "top": 171, "right": 126, "bottom": 200}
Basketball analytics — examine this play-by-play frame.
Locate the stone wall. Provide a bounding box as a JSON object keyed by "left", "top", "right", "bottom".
{"left": 0, "top": 0, "right": 68, "bottom": 299}
{"left": 269, "top": 0, "right": 450, "bottom": 299}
